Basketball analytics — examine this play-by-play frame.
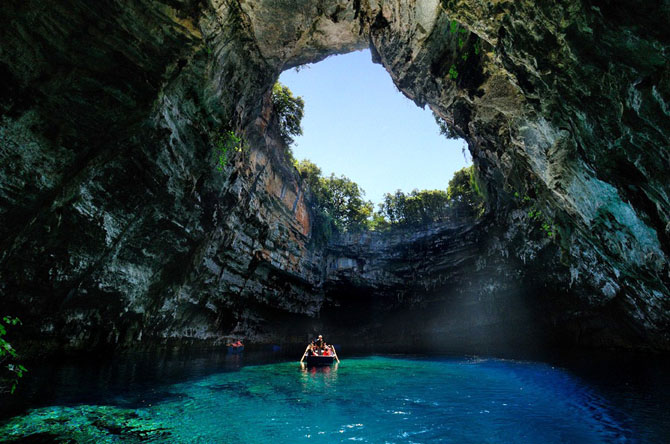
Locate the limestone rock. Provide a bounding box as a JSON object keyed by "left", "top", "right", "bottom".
{"left": 0, "top": 0, "right": 668, "bottom": 354}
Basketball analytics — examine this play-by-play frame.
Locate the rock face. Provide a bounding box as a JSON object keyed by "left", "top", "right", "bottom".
{"left": 0, "top": 0, "right": 668, "bottom": 355}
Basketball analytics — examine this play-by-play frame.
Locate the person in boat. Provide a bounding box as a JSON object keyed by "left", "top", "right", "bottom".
{"left": 312, "top": 334, "right": 325, "bottom": 350}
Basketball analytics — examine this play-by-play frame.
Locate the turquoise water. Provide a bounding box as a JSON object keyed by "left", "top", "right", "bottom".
{"left": 0, "top": 355, "right": 662, "bottom": 443}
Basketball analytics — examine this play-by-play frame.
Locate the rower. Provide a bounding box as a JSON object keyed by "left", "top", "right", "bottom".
{"left": 313, "top": 334, "right": 325, "bottom": 350}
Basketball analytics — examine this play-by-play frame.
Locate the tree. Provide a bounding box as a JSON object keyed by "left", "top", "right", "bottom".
{"left": 296, "top": 162, "right": 373, "bottom": 234}
{"left": 271, "top": 82, "right": 304, "bottom": 146}
{"left": 369, "top": 212, "right": 391, "bottom": 231}
{"left": 379, "top": 190, "right": 408, "bottom": 224}
{"left": 433, "top": 111, "right": 459, "bottom": 140}
{"left": 447, "top": 166, "right": 484, "bottom": 216}
{"left": 379, "top": 189, "right": 451, "bottom": 225}
{"left": 296, "top": 159, "right": 322, "bottom": 192}
{"left": 377, "top": 167, "right": 485, "bottom": 226}
{"left": 320, "top": 174, "right": 374, "bottom": 231}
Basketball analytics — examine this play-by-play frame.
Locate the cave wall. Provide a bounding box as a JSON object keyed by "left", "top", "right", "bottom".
{"left": 381, "top": 0, "right": 670, "bottom": 349}
{"left": 0, "top": 0, "right": 668, "bottom": 354}
{"left": 0, "top": 0, "right": 332, "bottom": 352}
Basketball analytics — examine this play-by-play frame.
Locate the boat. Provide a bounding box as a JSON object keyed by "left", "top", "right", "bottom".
{"left": 299, "top": 341, "right": 339, "bottom": 366}
{"left": 227, "top": 340, "right": 244, "bottom": 354}
{"left": 303, "top": 354, "right": 335, "bottom": 366}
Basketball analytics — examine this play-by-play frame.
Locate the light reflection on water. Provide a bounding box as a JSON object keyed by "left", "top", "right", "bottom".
{"left": 0, "top": 356, "right": 666, "bottom": 443}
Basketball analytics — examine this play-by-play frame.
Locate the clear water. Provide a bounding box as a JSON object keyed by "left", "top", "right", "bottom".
{"left": 1, "top": 355, "right": 668, "bottom": 443}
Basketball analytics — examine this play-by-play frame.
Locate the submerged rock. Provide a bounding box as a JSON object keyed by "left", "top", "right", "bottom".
{"left": 0, "top": 0, "right": 667, "bottom": 354}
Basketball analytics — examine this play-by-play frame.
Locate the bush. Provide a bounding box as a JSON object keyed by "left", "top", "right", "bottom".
{"left": 379, "top": 189, "right": 451, "bottom": 225}
{"left": 378, "top": 166, "right": 485, "bottom": 226}
{"left": 447, "top": 166, "right": 485, "bottom": 217}
{"left": 271, "top": 82, "right": 304, "bottom": 147}
{"left": 296, "top": 160, "right": 373, "bottom": 235}
{"left": 0, "top": 316, "right": 26, "bottom": 395}
{"left": 433, "top": 111, "right": 459, "bottom": 140}
{"left": 214, "top": 130, "right": 244, "bottom": 171}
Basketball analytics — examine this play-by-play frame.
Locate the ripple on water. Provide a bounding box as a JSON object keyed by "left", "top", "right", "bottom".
{"left": 0, "top": 356, "right": 646, "bottom": 443}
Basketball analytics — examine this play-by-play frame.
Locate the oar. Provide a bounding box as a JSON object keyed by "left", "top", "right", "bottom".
{"left": 299, "top": 345, "right": 310, "bottom": 363}
{"left": 332, "top": 346, "right": 340, "bottom": 363}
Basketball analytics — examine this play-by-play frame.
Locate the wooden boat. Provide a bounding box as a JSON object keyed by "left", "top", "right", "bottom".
{"left": 303, "top": 354, "right": 335, "bottom": 366}
{"left": 300, "top": 342, "right": 340, "bottom": 365}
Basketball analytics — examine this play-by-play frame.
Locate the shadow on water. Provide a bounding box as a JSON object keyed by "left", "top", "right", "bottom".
{"left": 0, "top": 346, "right": 300, "bottom": 420}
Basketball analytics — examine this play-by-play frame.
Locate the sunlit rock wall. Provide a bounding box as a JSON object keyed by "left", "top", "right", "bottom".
{"left": 0, "top": 0, "right": 332, "bottom": 353}
{"left": 0, "top": 0, "right": 668, "bottom": 354}
{"left": 359, "top": 0, "right": 670, "bottom": 350}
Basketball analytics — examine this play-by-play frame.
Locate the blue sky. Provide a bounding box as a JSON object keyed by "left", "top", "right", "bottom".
{"left": 279, "top": 49, "right": 469, "bottom": 207}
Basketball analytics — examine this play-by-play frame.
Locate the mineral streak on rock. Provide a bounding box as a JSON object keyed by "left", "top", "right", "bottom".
{"left": 0, "top": 0, "right": 668, "bottom": 355}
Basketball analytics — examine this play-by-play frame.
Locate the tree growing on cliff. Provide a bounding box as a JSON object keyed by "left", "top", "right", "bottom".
{"left": 379, "top": 189, "right": 451, "bottom": 225}
{"left": 447, "top": 166, "right": 484, "bottom": 217}
{"left": 433, "top": 111, "right": 459, "bottom": 140}
{"left": 377, "top": 166, "right": 484, "bottom": 226}
{"left": 271, "top": 82, "right": 304, "bottom": 147}
{"left": 296, "top": 159, "right": 322, "bottom": 192}
{"left": 0, "top": 316, "right": 26, "bottom": 395}
{"left": 296, "top": 160, "right": 373, "bottom": 234}
{"left": 320, "top": 173, "right": 373, "bottom": 232}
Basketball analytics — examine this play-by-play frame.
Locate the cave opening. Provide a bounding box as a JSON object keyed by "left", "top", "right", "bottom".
{"left": 278, "top": 49, "right": 470, "bottom": 208}
{"left": 266, "top": 49, "right": 513, "bottom": 353}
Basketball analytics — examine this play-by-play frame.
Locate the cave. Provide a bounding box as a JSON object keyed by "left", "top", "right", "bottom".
{"left": 0, "top": 0, "right": 669, "bottom": 440}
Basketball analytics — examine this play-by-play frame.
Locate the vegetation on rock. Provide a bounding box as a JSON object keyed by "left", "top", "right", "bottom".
{"left": 214, "top": 130, "right": 244, "bottom": 170}
{"left": 0, "top": 316, "right": 26, "bottom": 394}
{"left": 271, "top": 82, "right": 305, "bottom": 147}
{"left": 379, "top": 189, "right": 452, "bottom": 225}
{"left": 298, "top": 156, "right": 485, "bottom": 240}
{"left": 446, "top": 166, "right": 485, "bottom": 217}
{"left": 514, "top": 192, "right": 556, "bottom": 239}
{"left": 378, "top": 166, "right": 484, "bottom": 227}
{"left": 433, "top": 112, "right": 459, "bottom": 140}
{"left": 297, "top": 160, "right": 373, "bottom": 238}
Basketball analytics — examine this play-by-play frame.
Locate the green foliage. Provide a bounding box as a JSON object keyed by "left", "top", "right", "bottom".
{"left": 433, "top": 111, "right": 459, "bottom": 140}
{"left": 319, "top": 174, "right": 373, "bottom": 232}
{"left": 447, "top": 166, "right": 485, "bottom": 217}
{"left": 297, "top": 159, "right": 486, "bottom": 239}
{"left": 296, "top": 160, "right": 373, "bottom": 237}
{"left": 1, "top": 316, "right": 26, "bottom": 395}
{"left": 514, "top": 192, "right": 556, "bottom": 238}
{"left": 271, "top": 82, "right": 305, "bottom": 147}
{"left": 380, "top": 189, "right": 452, "bottom": 225}
{"left": 296, "top": 159, "right": 322, "bottom": 191}
{"left": 445, "top": 18, "right": 485, "bottom": 84}
{"left": 378, "top": 167, "right": 484, "bottom": 226}
{"left": 310, "top": 207, "right": 338, "bottom": 246}
{"left": 369, "top": 213, "right": 391, "bottom": 231}
{"left": 214, "top": 131, "right": 244, "bottom": 171}
{"left": 448, "top": 64, "right": 459, "bottom": 80}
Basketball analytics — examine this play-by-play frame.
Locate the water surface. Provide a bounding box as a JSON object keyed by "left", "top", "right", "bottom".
{"left": 1, "top": 355, "right": 668, "bottom": 443}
